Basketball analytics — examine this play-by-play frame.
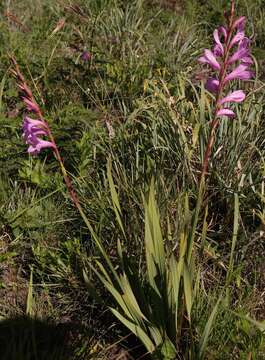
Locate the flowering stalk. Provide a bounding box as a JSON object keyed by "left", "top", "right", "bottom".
{"left": 198, "top": 0, "right": 253, "bottom": 179}
{"left": 10, "top": 56, "right": 81, "bottom": 211}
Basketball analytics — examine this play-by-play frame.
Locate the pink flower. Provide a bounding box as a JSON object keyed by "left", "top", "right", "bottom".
{"left": 213, "top": 29, "right": 224, "bottom": 56}
{"left": 198, "top": 49, "right": 221, "bottom": 71}
{"left": 238, "top": 38, "right": 253, "bottom": 64}
{"left": 241, "top": 56, "right": 253, "bottom": 65}
{"left": 228, "top": 47, "right": 249, "bottom": 64}
{"left": 229, "top": 31, "right": 245, "bottom": 48}
{"left": 233, "top": 16, "right": 246, "bottom": 31}
{"left": 219, "top": 90, "right": 246, "bottom": 105}
{"left": 22, "top": 116, "right": 54, "bottom": 155}
{"left": 224, "top": 64, "right": 253, "bottom": 83}
{"left": 28, "top": 138, "right": 55, "bottom": 155}
{"left": 219, "top": 26, "right": 228, "bottom": 41}
{"left": 205, "top": 78, "right": 220, "bottom": 93}
{"left": 23, "top": 117, "right": 47, "bottom": 133}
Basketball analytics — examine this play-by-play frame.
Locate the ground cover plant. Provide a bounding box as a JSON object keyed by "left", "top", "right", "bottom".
{"left": 0, "top": 0, "right": 265, "bottom": 358}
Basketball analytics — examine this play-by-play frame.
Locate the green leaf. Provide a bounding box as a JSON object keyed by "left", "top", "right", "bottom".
{"left": 120, "top": 273, "right": 148, "bottom": 324}
{"left": 227, "top": 193, "right": 239, "bottom": 283}
{"left": 199, "top": 298, "right": 221, "bottom": 358}
{"left": 110, "top": 308, "right": 155, "bottom": 354}
{"left": 183, "top": 261, "right": 192, "bottom": 321}
{"left": 90, "top": 263, "right": 133, "bottom": 321}
{"left": 168, "top": 254, "right": 183, "bottom": 332}
{"left": 107, "top": 159, "right": 126, "bottom": 237}
{"left": 144, "top": 180, "right": 166, "bottom": 293}
{"left": 160, "top": 338, "right": 177, "bottom": 360}
{"left": 232, "top": 311, "right": 265, "bottom": 333}
{"left": 187, "top": 182, "right": 204, "bottom": 263}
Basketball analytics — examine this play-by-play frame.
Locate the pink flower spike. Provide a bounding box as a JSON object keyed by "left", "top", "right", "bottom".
{"left": 198, "top": 49, "right": 221, "bottom": 71}
{"left": 229, "top": 31, "right": 245, "bottom": 48}
{"left": 219, "top": 90, "right": 246, "bottom": 105}
{"left": 216, "top": 109, "right": 235, "bottom": 117}
{"left": 205, "top": 78, "right": 220, "bottom": 93}
{"left": 22, "top": 97, "right": 40, "bottom": 113}
{"left": 213, "top": 29, "right": 224, "bottom": 56}
{"left": 224, "top": 64, "right": 252, "bottom": 83}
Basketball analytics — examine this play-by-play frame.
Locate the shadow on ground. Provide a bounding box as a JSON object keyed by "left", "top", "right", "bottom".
{"left": 0, "top": 315, "right": 76, "bottom": 360}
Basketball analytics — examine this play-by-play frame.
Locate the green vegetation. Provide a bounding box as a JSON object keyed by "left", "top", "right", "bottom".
{"left": 0, "top": 0, "right": 264, "bottom": 358}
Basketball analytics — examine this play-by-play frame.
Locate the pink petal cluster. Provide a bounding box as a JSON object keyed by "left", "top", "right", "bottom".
{"left": 23, "top": 116, "right": 55, "bottom": 155}
{"left": 198, "top": 16, "right": 253, "bottom": 118}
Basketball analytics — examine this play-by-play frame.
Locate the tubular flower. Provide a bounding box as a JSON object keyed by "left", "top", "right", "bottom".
{"left": 22, "top": 116, "right": 55, "bottom": 155}
{"left": 205, "top": 78, "right": 220, "bottom": 93}
{"left": 219, "top": 90, "right": 246, "bottom": 104}
{"left": 198, "top": 49, "right": 221, "bottom": 70}
{"left": 198, "top": 14, "right": 253, "bottom": 118}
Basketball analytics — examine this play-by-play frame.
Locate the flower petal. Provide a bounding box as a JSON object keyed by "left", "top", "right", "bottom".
{"left": 213, "top": 44, "right": 223, "bottom": 57}
{"left": 239, "top": 37, "right": 251, "bottom": 50}
{"left": 23, "top": 128, "right": 46, "bottom": 140}
{"left": 205, "top": 78, "right": 220, "bottom": 93}
{"left": 22, "top": 116, "right": 49, "bottom": 142}
{"left": 229, "top": 31, "right": 245, "bottom": 48}
{"left": 28, "top": 146, "right": 39, "bottom": 155}
{"left": 219, "top": 90, "right": 246, "bottom": 105}
{"left": 198, "top": 56, "right": 208, "bottom": 64}
{"left": 216, "top": 109, "right": 235, "bottom": 117}
{"left": 35, "top": 139, "right": 55, "bottom": 151}
{"left": 233, "top": 16, "right": 246, "bottom": 31}
{"left": 224, "top": 64, "right": 253, "bottom": 83}
{"left": 241, "top": 56, "right": 253, "bottom": 65}
{"left": 219, "top": 26, "right": 228, "bottom": 41}
{"left": 28, "top": 139, "right": 55, "bottom": 154}
{"left": 23, "top": 116, "right": 47, "bottom": 129}
{"left": 24, "top": 130, "right": 47, "bottom": 145}
{"left": 213, "top": 29, "right": 224, "bottom": 56}
{"left": 228, "top": 47, "right": 249, "bottom": 64}
{"left": 199, "top": 49, "right": 221, "bottom": 70}
{"left": 22, "top": 116, "right": 53, "bottom": 155}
